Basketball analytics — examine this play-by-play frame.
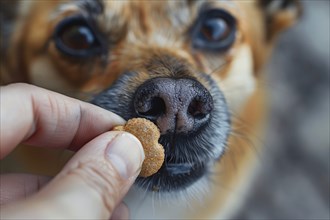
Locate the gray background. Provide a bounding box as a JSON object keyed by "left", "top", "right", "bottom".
{"left": 234, "top": 1, "right": 330, "bottom": 219}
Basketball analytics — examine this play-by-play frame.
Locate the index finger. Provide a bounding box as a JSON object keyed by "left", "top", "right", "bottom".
{"left": 0, "top": 83, "right": 124, "bottom": 159}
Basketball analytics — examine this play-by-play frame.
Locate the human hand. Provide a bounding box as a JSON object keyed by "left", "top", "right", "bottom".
{"left": 0, "top": 83, "right": 145, "bottom": 219}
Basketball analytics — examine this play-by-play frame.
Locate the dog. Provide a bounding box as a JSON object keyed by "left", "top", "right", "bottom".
{"left": 0, "top": 0, "right": 301, "bottom": 218}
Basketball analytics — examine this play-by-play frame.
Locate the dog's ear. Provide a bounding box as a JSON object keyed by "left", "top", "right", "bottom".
{"left": 260, "top": 0, "right": 302, "bottom": 40}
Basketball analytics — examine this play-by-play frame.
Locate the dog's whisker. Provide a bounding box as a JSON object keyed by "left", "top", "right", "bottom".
{"left": 206, "top": 58, "right": 230, "bottom": 77}
{"left": 208, "top": 174, "right": 234, "bottom": 196}
{"left": 151, "top": 191, "right": 156, "bottom": 216}
{"left": 220, "top": 83, "right": 260, "bottom": 96}
{"left": 226, "top": 111, "right": 266, "bottom": 165}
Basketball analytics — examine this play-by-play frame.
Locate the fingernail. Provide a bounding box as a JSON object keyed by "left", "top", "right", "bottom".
{"left": 106, "top": 133, "right": 145, "bottom": 179}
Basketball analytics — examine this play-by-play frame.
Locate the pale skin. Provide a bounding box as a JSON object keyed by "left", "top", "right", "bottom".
{"left": 0, "top": 83, "right": 145, "bottom": 219}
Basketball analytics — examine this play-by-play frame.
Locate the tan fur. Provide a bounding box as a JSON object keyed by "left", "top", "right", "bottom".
{"left": 0, "top": 0, "right": 300, "bottom": 218}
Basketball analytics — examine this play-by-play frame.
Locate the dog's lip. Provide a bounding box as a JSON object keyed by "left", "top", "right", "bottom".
{"left": 164, "top": 162, "right": 204, "bottom": 176}
{"left": 165, "top": 163, "right": 194, "bottom": 176}
{"left": 136, "top": 157, "right": 207, "bottom": 192}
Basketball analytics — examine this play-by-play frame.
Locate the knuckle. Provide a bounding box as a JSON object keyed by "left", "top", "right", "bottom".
{"left": 65, "top": 159, "right": 123, "bottom": 214}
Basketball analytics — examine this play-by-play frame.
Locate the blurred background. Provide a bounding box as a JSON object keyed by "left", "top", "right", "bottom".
{"left": 234, "top": 1, "right": 329, "bottom": 219}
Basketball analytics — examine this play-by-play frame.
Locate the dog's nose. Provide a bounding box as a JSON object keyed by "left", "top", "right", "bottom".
{"left": 134, "top": 78, "right": 213, "bottom": 134}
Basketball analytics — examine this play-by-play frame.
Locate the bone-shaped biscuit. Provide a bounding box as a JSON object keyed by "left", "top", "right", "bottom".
{"left": 113, "top": 118, "right": 164, "bottom": 177}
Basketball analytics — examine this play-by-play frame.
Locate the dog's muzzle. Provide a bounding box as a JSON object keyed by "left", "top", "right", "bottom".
{"left": 91, "top": 73, "right": 230, "bottom": 193}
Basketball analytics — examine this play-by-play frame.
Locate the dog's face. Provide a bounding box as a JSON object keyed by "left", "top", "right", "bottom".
{"left": 1, "top": 0, "right": 300, "bottom": 196}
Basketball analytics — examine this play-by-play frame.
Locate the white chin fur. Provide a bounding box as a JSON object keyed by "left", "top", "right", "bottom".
{"left": 124, "top": 166, "right": 215, "bottom": 219}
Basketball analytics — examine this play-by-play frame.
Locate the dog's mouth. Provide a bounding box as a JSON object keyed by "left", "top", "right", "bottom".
{"left": 136, "top": 158, "right": 207, "bottom": 192}
{"left": 91, "top": 73, "right": 230, "bottom": 193}
{"left": 137, "top": 161, "right": 206, "bottom": 192}
{"left": 134, "top": 130, "right": 218, "bottom": 192}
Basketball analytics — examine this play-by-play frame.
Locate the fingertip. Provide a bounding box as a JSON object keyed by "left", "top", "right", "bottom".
{"left": 105, "top": 132, "right": 145, "bottom": 180}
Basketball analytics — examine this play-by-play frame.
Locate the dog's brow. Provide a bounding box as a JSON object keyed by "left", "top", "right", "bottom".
{"left": 73, "top": 0, "right": 104, "bottom": 15}
{"left": 53, "top": 0, "right": 104, "bottom": 18}
{"left": 187, "top": 0, "right": 207, "bottom": 6}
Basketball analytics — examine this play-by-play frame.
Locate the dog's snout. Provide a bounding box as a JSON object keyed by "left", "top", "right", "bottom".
{"left": 134, "top": 78, "right": 213, "bottom": 134}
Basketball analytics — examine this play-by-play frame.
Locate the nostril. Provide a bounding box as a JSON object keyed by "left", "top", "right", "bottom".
{"left": 135, "top": 97, "right": 166, "bottom": 120}
{"left": 188, "top": 96, "right": 213, "bottom": 121}
{"left": 188, "top": 99, "right": 207, "bottom": 120}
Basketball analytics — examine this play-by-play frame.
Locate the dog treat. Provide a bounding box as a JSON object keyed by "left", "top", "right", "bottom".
{"left": 113, "top": 118, "right": 164, "bottom": 177}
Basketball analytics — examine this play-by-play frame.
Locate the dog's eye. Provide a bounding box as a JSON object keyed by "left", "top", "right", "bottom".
{"left": 191, "top": 9, "right": 236, "bottom": 51}
{"left": 61, "top": 25, "right": 95, "bottom": 50}
{"left": 54, "top": 16, "right": 105, "bottom": 58}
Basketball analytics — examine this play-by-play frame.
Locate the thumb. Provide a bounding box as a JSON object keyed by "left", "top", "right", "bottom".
{"left": 2, "top": 131, "right": 145, "bottom": 219}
